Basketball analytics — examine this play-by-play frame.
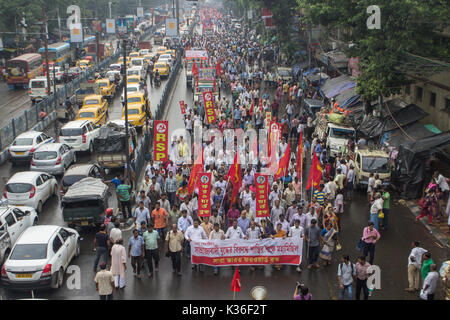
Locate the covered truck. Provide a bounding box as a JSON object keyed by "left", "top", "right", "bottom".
{"left": 94, "top": 121, "right": 137, "bottom": 169}
{"left": 185, "top": 50, "right": 208, "bottom": 87}
{"left": 61, "top": 177, "right": 111, "bottom": 227}
{"left": 75, "top": 82, "right": 101, "bottom": 107}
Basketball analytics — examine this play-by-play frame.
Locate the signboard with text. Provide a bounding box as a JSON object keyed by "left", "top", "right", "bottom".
{"left": 179, "top": 100, "right": 186, "bottom": 115}
{"left": 255, "top": 174, "right": 269, "bottom": 218}
{"left": 106, "top": 19, "right": 115, "bottom": 34}
{"left": 153, "top": 120, "right": 168, "bottom": 162}
{"left": 202, "top": 91, "right": 217, "bottom": 124}
{"left": 197, "top": 172, "right": 212, "bottom": 217}
{"left": 165, "top": 18, "right": 178, "bottom": 37}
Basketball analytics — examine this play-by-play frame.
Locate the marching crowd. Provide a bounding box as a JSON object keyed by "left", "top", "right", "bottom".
{"left": 91, "top": 14, "right": 449, "bottom": 301}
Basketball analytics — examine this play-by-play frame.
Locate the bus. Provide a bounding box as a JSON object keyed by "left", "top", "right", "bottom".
{"left": 5, "top": 53, "right": 43, "bottom": 89}
{"left": 38, "top": 42, "right": 71, "bottom": 67}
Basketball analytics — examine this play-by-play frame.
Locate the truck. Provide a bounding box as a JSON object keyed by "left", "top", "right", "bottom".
{"left": 75, "top": 83, "right": 101, "bottom": 107}
{"left": 94, "top": 121, "right": 137, "bottom": 170}
{"left": 61, "top": 177, "right": 113, "bottom": 228}
{"left": 87, "top": 43, "right": 112, "bottom": 61}
{"left": 348, "top": 147, "right": 391, "bottom": 189}
{"left": 138, "top": 41, "right": 152, "bottom": 51}
{"left": 154, "top": 31, "right": 164, "bottom": 45}
{"left": 185, "top": 50, "right": 208, "bottom": 87}
{"left": 314, "top": 112, "right": 356, "bottom": 157}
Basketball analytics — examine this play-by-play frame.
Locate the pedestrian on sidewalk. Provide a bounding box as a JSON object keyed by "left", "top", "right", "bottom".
{"left": 405, "top": 241, "right": 428, "bottom": 293}
{"left": 128, "top": 229, "right": 145, "bottom": 279}
{"left": 305, "top": 219, "right": 321, "bottom": 269}
{"left": 143, "top": 224, "right": 160, "bottom": 278}
{"left": 421, "top": 252, "right": 434, "bottom": 280}
{"left": 337, "top": 255, "right": 356, "bottom": 300}
{"left": 94, "top": 262, "right": 115, "bottom": 300}
{"left": 110, "top": 239, "right": 127, "bottom": 289}
{"left": 93, "top": 224, "right": 110, "bottom": 272}
{"left": 361, "top": 221, "right": 380, "bottom": 265}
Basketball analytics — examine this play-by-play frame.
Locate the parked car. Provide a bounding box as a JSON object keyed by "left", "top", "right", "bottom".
{"left": 1, "top": 225, "right": 80, "bottom": 290}
{"left": 58, "top": 120, "right": 101, "bottom": 153}
{"left": 8, "top": 131, "right": 54, "bottom": 165}
{"left": 0, "top": 203, "right": 38, "bottom": 265}
{"left": 60, "top": 164, "right": 105, "bottom": 195}
{"left": 67, "top": 67, "right": 82, "bottom": 81}
{"left": 49, "top": 66, "right": 66, "bottom": 83}
{"left": 121, "top": 83, "right": 144, "bottom": 102}
{"left": 30, "top": 143, "right": 76, "bottom": 175}
{"left": 3, "top": 172, "right": 58, "bottom": 213}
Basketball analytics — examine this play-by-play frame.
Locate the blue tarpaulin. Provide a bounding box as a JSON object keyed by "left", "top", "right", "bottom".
{"left": 302, "top": 68, "right": 319, "bottom": 76}
{"left": 324, "top": 81, "right": 355, "bottom": 99}
{"left": 336, "top": 87, "right": 360, "bottom": 108}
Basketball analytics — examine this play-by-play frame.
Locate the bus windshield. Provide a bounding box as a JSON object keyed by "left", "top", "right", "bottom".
{"left": 362, "top": 157, "right": 390, "bottom": 173}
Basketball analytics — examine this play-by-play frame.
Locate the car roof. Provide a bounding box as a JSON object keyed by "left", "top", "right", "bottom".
{"left": 65, "top": 164, "right": 96, "bottom": 176}
{"left": 84, "top": 94, "right": 102, "bottom": 100}
{"left": 62, "top": 120, "right": 92, "bottom": 128}
{"left": 79, "top": 106, "right": 101, "bottom": 112}
{"left": 96, "top": 78, "right": 109, "bottom": 82}
{"left": 35, "top": 143, "right": 64, "bottom": 152}
{"left": 17, "top": 225, "right": 60, "bottom": 244}
{"left": 8, "top": 171, "right": 44, "bottom": 183}
{"left": 15, "top": 131, "right": 42, "bottom": 139}
{"left": 127, "top": 92, "right": 145, "bottom": 98}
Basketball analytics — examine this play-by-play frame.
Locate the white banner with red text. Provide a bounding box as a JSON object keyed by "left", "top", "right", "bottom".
{"left": 191, "top": 237, "right": 303, "bottom": 266}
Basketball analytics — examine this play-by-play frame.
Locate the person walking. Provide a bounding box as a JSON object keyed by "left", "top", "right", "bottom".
{"left": 421, "top": 252, "right": 434, "bottom": 281}
{"left": 128, "top": 229, "right": 145, "bottom": 279}
{"left": 405, "top": 241, "right": 428, "bottom": 293}
{"left": 381, "top": 187, "right": 390, "bottom": 230}
{"left": 185, "top": 218, "right": 208, "bottom": 272}
{"left": 355, "top": 256, "right": 373, "bottom": 300}
{"left": 289, "top": 219, "right": 304, "bottom": 272}
{"left": 93, "top": 224, "right": 111, "bottom": 272}
{"left": 143, "top": 224, "right": 160, "bottom": 278}
{"left": 110, "top": 239, "right": 127, "bottom": 289}
{"left": 305, "top": 219, "right": 321, "bottom": 269}
{"left": 165, "top": 224, "right": 184, "bottom": 276}
{"left": 152, "top": 202, "right": 168, "bottom": 242}
{"left": 319, "top": 222, "right": 339, "bottom": 266}
{"left": 361, "top": 221, "right": 380, "bottom": 265}
{"left": 210, "top": 223, "right": 226, "bottom": 275}
{"left": 116, "top": 179, "right": 132, "bottom": 219}
{"left": 421, "top": 264, "right": 439, "bottom": 300}
{"left": 337, "top": 255, "right": 356, "bottom": 300}
{"left": 94, "top": 262, "right": 115, "bottom": 300}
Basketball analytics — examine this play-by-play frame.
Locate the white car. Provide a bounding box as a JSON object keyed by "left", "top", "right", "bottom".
{"left": 1, "top": 225, "right": 80, "bottom": 290}
{"left": 127, "top": 66, "right": 145, "bottom": 80}
{"left": 158, "top": 54, "right": 173, "bottom": 66}
{"left": 3, "top": 172, "right": 58, "bottom": 213}
{"left": 139, "top": 49, "right": 150, "bottom": 56}
{"left": 109, "top": 63, "right": 122, "bottom": 72}
{"left": 8, "top": 131, "right": 54, "bottom": 164}
{"left": 105, "top": 70, "right": 121, "bottom": 83}
{"left": 58, "top": 120, "right": 100, "bottom": 153}
{"left": 49, "top": 66, "right": 65, "bottom": 83}
{"left": 121, "top": 84, "right": 144, "bottom": 102}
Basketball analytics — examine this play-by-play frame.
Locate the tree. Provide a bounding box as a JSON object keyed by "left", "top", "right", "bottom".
{"left": 297, "top": 0, "right": 450, "bottom": 102}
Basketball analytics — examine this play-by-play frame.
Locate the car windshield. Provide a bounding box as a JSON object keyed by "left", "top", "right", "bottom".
{"left": 127, "top": 87, "right": 138, "bottom": 93}
{"left": 362, "top": 157, "right": 390, "bottom": 173}
{"left": 128, "top": 78, "right": 139, "bottom": 83}
{"left": 60, "top": 128, "right": 83, "bottom": 136}
{"left": 10, "top": 244, "right": 48, "bottom": 260}
{"left": 33, "top": 151, "right": 57, "bottom": 160}
{"left": 97, "top": 82, "right": 107, "bottom": 87}
{"left": 78, "top": 112, "right": 95, "bottom": 118}
{"left": 155, "top": 64, "right": 165, "bottom": 68}
{"left": 128, "top": 108, "right": 141, "bottom": 115}
{"left": 127, "top": 97, "right": 141, "bottom": 103}
{"left": 31, "top": 81, "right": 45, "bottom": 88}
{"left": 84, "top": 99, "right": 99, "bottom": 105}
{"left": 131, "top": 60, "right": 143, "bottom": 66}
{"left": 329, "top": 128, "right": 355, "bottom": 139}
{"left": 13, "top": 138, "right": 34, "bottom": 146}
{"left": 6, "top": 183, "right": 33, "bottom": 193}
{"left": 62, "top": 175, "right": 86, "bottom": 187}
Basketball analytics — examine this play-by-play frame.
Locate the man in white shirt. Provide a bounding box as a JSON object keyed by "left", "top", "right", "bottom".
{"left": 177, "top": 210, "right": 193, "bottom": 234}
{"left": 185, "top": 218, "right": 207, "bottom": 271}
{"left": 133, "top": 201, "right": 151, "bottom": 227}
{"left": 274, "top": 214, "right": 290, "bottom": 234}
{"left": 245, "top": 221, "right": 262, "bottom": 240}
{"left": 240, "top": 185, "right": 253, "bottom": 209}
{"left": 269, "top": 185, "right": 280, "bottom": 207}
{"left": 209, "top": 223, "right": 225, "bottom": 275}
{"left": 405, "top": 241, "right": 428, "bottom": 292}
{"left": 226, "top": 220, "right": 244, "bottom": 239}
{"left": 215, "top": 175, "right": 227, "bottom": 194}
{"left": 270, "top": 200, "right": 284, "bottom": 225}
{"left": 421, "top": 264, "right": 439, "bottom": 300}
{"left": 289, "top": 219, "right": 304, "bottom": 272}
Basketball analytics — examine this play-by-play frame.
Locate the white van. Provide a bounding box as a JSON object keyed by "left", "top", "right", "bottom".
{"left": 127, "top": 66, "right": 145, "bottom": 80}
{"left": 29, "top": 77, "right": 54, "bottom": 103}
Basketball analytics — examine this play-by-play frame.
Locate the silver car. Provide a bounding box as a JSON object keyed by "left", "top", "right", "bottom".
{"left": 30, "top": 143, "right": 76, "bottom": 175}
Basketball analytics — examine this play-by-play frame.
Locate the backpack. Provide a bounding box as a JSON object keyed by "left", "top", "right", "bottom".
{"left": 340, "top": 262, "right": 354, "bottom": 275}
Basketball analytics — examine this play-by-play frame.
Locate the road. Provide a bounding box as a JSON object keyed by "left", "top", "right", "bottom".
{"left": 0, "top": 24, "right": 447, "bottom": 300}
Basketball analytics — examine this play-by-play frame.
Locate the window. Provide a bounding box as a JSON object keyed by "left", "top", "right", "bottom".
{"left": 4, "top": 213, "right": 16, "bottom": 227}
{"left": 416, "top": 86, "right": 423, "bottom": 102}
{"left": 35, "top": 176, "right": 44, "bottom": 186}
{"left": 41, "top": 133, "right": 49, "bottom": 141}
{"left": 12, "top": 208, "right": 26, "bottom": 220}
{"left": 59, "top": 229, "right": 70, "bottom": 242}
{"left": 52, "top": 236, "right": 63, "bottom": 253}
{"left": 35, "top": 136, "right": 43, "bottom": 144}
{"left": 430, "top": 92, "right": 436, "bottom": 107}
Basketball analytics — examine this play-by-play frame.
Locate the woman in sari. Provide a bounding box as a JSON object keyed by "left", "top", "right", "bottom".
{"left": 323, "top": 206, "right": 339, "bottom": 231}
{"left": 271, "top": 223, "right": 287, "bottom": 270}
{"left": 319, "top": 222, "right": 339, "bottom": 266}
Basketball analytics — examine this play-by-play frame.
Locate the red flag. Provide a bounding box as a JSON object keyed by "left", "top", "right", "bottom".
{"left": 306, "top": 152, "right": 323, "bottom": 190}
{"left": 187, "top": 149, "right": 203, "bottom": 194}
{"left": 274, "top": 143, "right": 290, "bottom": 180}
{"left": 192, "top": 61, "right": 199, "bottom": 77}
{"left": 216, "top": 61, "right": 222, "bottom": 76}
{"left": 231, "top": 267, "right": 241, "bottom": 292}
{"left": 249, "top": 100, "right": 254, "bottom": 116}
{"left": 225, "top": 152, "right": 242, "bottom": 204}
{"left": 296, "top": 130, "right": 303, "bottom": 178}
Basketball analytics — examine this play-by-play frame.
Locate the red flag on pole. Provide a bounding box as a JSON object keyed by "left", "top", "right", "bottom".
{"left": 192, "top": 61, "right": 199, "bottom": 77}
{"left": 187, "top": 149, "right": 203, "bottom": 194}
{"left": 216, "top": 61, "right": 222, "bottom": 76}
{"left": 274, "top": 143, "right": 290, "bottom": 180}
{"left": 296, "top": 130, "right": 303, "bottom": 178}
{"left": 231, "top": 267, "right": 241, "bottom": 292}
{"left": 306, "top": 152, "right": 323, "bottom": 190}
{"left": 225, "top": 152, "right": 242, "bottom": 204}
{"left": 249, "top": 100, "right": 254, "bottom": 116}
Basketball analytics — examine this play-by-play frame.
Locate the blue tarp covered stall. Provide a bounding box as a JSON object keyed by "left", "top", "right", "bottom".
{"left": 319, "top": 75, "right": 355, "bottom": 99}
{"left": 335, "top": 87, "right": 360, "bottom": 108}
{"left": 302, "top": 67, "right": 319, "bottom": 76}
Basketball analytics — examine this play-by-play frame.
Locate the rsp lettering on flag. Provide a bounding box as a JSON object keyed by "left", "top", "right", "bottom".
{"left": 203, "top": 91, "right": 217, "bottom": 124}
{"left": 153, "top": 120, "right": 168, "bottom": 162}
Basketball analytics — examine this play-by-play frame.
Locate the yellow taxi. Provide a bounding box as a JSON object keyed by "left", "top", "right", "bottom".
{"left": 165, "top": 49, "right": 176, "bottom": 58}
{"left": 118, "top": 56, "right": 130, "bottom": 66}
{"left": 154, "top": 61, "right": 170, "bottom": 78}
{"left": 81, "top": 94, "right": 109, "bottom": 111}
{"left": 126, "top": 75, "right": 142, "bottom": 86}
{"left": 95, "top": 78, "right": 116, "bottom": 100}
{"left": 77, "top": 105, "right": 107, "bottom": 125}
{"left": 129, "top": 52, "right": 140, "bottom": 59}
{"left": 121, "top": 92, "right": 150, "bottom": 127}
{"left": 156, "top": 46, "right": 167, "bottom": 57}
{"left": 76, "top": 59, "right": 93, "bottom": 70}
{"left": 143, "top": 53, "right": 157, "bottom": 64}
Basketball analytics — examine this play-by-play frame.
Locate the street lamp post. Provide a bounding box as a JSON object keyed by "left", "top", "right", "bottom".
{"left": 122, "top": 39, "right": 131, "bottom": 185}
{"left": 109, "top": 2, "right": 112, "bottom": 19}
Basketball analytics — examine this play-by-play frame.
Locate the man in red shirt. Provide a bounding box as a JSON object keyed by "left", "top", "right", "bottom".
{"left": 151, "top": 202, "right": 168, "bottom": 243}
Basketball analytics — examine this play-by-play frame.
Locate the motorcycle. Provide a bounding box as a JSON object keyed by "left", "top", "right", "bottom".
{"left": 154, "top": 75, "right": 161, "bottom": 87}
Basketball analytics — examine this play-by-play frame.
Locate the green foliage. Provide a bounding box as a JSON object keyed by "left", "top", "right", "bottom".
{"left": 297, "top": 0, "right": 450, "bottom": 101}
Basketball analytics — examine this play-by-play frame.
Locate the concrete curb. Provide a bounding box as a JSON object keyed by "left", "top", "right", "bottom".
{"left": 400, "top": 199, "right": 450, "bottom": 249}
{"left": 0, "top": 111, "right": 56, "bottom": 166}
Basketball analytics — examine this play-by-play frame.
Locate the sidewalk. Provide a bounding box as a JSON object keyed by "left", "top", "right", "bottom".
{"left": 400, "top": 199, "right": 450, "bottom": 249}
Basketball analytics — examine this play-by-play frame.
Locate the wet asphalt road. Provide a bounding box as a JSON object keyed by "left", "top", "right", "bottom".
{"left": 0, "top": 26, "right": 448, "bottom": 300}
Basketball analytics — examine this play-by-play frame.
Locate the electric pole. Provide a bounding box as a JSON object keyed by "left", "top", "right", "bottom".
{"left": 42, "top": 3, "right": 51, "bottom": 100}
{"left": 95, "top": 0, "right": 100, "bottom": 65}
{"left": 122, "top": 39, "right": 131, "bottom": 185}
{"left": 176, "top": 0, "right": 180, "bottom": 36}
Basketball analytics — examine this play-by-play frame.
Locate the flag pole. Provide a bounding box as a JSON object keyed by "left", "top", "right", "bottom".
{"left": 233, "top": 290, "right": 236, "bottom": 300}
